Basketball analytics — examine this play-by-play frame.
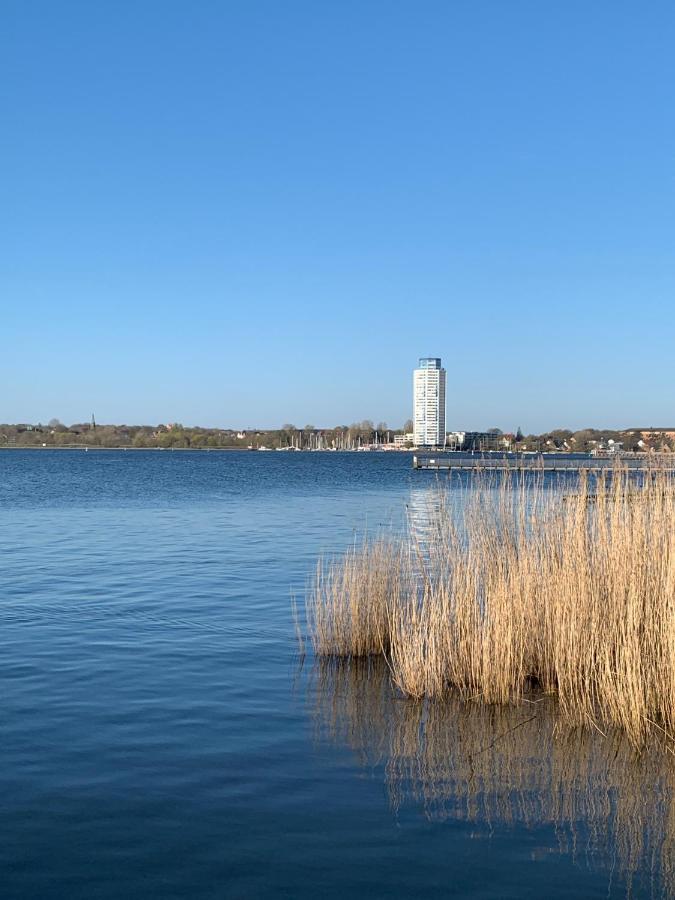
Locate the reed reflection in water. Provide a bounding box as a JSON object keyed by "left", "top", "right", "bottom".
{"left": 309, "top": 657, "right": 675, "bottom": 896}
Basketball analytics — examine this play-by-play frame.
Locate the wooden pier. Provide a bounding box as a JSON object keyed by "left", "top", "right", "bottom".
{"left": 413, "top": 454, "right": 675, "bottom": 473}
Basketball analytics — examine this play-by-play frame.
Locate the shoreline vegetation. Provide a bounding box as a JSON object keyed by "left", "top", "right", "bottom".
{"left": 1, "top": 420, "right": 402, "bottom": 451}
{"left": 305, "top": 467, "right": 675, "bottom": 750}
{"left": 3, "top": 421, "right": 675, "bottom": 452}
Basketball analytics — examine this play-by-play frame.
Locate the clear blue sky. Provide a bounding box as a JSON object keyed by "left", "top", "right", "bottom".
{"left": 3, "top": 1, "right": 674, "bottom": 432}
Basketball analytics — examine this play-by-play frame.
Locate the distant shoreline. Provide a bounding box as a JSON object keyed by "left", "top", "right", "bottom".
{"left": 0, "top": 445, "right": 249, "bottom": 451}
{"left": 0, "top": 445, "right": 415, "bottom": 452}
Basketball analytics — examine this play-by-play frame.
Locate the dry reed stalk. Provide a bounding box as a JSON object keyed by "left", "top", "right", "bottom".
{"left": 305, "top": 465, "right": 675, "bottom": 748}
{"left": 305, "top": 539, "right": 403, "bottom": 658}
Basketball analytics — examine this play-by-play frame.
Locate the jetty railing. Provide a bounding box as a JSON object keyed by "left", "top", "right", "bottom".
{"left": 413, "top": 454, "right": 675, "bottom": 472}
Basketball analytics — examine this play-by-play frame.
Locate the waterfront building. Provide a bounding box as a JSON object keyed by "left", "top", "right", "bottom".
{"left": 447, "top": 431, "right": 504, "bottom": 451}
{"left": 413, "top": 358, "right": 446, "bottom": 447}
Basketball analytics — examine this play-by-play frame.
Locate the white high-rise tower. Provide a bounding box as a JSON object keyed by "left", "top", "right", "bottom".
{"left": 413, "top": 357, "right": 446, "bottom": 447}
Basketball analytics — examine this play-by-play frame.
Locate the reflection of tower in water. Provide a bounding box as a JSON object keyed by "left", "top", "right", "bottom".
{"left": 406, "top": 477, "right": 470, "bottom": 577}
{"left": 309, "top": 657, "right": 675, "bottom": 897}
{"left": 406, "top": 483, "right": 441, "bottom": 556}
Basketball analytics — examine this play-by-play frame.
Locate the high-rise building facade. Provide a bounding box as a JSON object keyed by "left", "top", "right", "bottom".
{"left": 413, "top": 357, "right": 446, "bottom": 447}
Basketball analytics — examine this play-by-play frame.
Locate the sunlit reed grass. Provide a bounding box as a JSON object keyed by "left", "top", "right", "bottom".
{"left": 305, "top": 466, "right": 675, "bottom": 748}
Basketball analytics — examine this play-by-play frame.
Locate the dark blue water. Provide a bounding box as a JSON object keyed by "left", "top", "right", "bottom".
{"left": 1, "top": 451, "right": 671, "bottom": 898}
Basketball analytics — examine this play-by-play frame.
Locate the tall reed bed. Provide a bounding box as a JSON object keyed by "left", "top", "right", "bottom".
{"left": 305, "top": 466, "right": 675, "bottom": 748}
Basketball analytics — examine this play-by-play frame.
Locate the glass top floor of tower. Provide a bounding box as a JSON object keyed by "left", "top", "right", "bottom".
{"left": 417, "top": 357, "right": 443, "bottom": 370}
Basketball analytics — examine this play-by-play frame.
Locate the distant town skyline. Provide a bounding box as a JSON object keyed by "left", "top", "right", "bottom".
{"left": 5, "top": 3, "right": 675, "bottom": 431}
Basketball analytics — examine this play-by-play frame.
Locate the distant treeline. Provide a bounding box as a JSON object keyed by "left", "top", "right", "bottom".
{"left": 0, "top": 420, "right": 406, "bottom": 450}
{"left": 516, "top": 427, "right": 675, "bottom": 453}
{"left": 1, "top": 422, "right": 673, "bottom": 452}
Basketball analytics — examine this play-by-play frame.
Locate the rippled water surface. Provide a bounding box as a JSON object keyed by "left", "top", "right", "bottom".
{"left": 1, "top": 451, "right": 671, "bottom": 898}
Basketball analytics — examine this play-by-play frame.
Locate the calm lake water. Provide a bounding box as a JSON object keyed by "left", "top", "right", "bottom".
{"left": 1, "top": 450, "right": 672, "bottom": 898}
